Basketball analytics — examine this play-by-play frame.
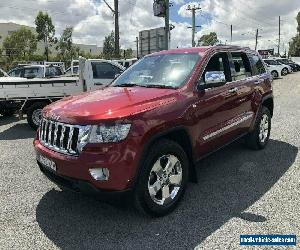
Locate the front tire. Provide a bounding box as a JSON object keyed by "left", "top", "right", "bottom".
{"left": 281, "top": 68, "right": 288, "bottom": 76}
{"left": 246, "top": 106, "right": 271, "bottom": 150}
{"left": 26, "top": 102, "right": 47, "bottom": 130}
{"left": 271, "top": 70, "right": 278, "bottom": 79}
{"left": 134, "top": 139, "right": 189, "bottom": 217}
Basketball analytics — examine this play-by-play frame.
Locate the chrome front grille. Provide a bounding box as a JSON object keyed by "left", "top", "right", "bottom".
{"left": 39, "top": 118, "right": 87, "bottom": 155}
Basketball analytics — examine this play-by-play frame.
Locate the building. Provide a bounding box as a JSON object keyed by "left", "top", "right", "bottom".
{"left": 0, "top": 22, "right": 103, "bottom": 57}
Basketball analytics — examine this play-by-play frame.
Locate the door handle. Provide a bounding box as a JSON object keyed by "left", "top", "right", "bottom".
{"left": 228, "top": 87, "right": 238, "bottom": 93}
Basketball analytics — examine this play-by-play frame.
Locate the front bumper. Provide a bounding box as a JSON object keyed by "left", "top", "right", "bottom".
{"left": 38, "top": 162, "right": 132, "bottom": 198}
{"left": 34, "top": 136, "right": 143, "bottom": 191}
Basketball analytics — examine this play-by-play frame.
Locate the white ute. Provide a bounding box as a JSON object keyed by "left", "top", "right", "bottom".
{"left": 0, "top": 58, "right": 125, "bottom": 129}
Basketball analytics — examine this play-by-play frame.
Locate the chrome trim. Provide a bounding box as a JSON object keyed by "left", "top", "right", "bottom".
{"left": 39, "top": 118, "right": 88, "bottom": 156}
{"left": 203, "top": 113, "right": 253, "bottom": 141}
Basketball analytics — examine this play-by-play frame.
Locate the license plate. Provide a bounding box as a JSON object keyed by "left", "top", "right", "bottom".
{"left": 38, "top": 154, "right": 57, "bottom": 172}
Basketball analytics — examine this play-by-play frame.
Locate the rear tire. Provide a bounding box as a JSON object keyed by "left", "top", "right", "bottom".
{"left": 26, "top": 102, "right": 48, "bottom": 130}
{"left": 134, "top": 139, "right": 189, "bottom": 217}
{"left": 246, "top": 106, "right": 271, "bottom": 150}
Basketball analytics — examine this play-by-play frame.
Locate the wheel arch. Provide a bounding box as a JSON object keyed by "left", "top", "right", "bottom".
{"left": 262, "top": 96, "right": 274, "bottom": 117}
{"left": 135, "top": 126, "right": 197, "bottom": 186}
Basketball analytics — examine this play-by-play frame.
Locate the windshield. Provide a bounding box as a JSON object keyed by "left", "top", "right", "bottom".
{"left": 112, "top": 53, "right": 200, "bottom": 89}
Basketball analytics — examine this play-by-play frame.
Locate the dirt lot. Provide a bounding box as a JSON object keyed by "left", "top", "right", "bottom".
{"left": 0, "top": 73, "right": 299, "bottom": 250}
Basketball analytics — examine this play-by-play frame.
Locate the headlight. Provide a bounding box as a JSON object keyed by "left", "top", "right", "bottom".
{"left": 88, "top": 124, "right": 131, "bottom": 143}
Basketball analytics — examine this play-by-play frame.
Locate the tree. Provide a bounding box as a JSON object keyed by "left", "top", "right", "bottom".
{"left": 35, "top": 11, "right": 56, "bottom": 61}
{"left": 197, "top": 32, "right": 219, "bottom": 46}
{"left": 56, "top": 27, "right": 76, "bottom": 61}
{"left": 124, "top": 48, "right": 133, "bottom": 58}
{"left": 102, "top": 31, "right": 116, "bottom": 59}
{"left": 289, "top": 12, "right": 300, "bottom": 56}
{"left": 3, "top": 27, "right": 37, "bottom": 61}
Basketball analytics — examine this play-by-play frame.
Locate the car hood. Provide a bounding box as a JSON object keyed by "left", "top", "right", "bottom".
{"left": 43, "top": 86, "right": 178, "bottom": 124}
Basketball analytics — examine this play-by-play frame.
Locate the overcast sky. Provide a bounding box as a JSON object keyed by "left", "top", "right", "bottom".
{"left": 0, "top": 0, "right": 299, "bottom": 53}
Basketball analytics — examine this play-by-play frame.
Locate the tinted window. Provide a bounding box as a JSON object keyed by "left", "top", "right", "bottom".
{"left": 124, "top": 62, "right": 130, "bottom": 68}
{"left": 202, "top": 52, "right": 231, "bottom": 83}
{"left": 92, "top": 62, "right": 122, "bottom": 79}
{"left": 9, "top": 68, "right": 22, "bottom": 77}
{"left": 46, "top": 67, "right": 63, "bottom": 77}
{"left": 264, "top": 60, "right": 280, "bottom": 65}
{"left": 73, "top": 67, "right": 79, "bottom": 74}
{"left": 24, "top": 67, "right": 43, "bottom": 78}
{"left": 249, "top": 54, "right": 266, "bottom": 75}
{"left": 231, "top": 52, "right": 252, "bottom": 80}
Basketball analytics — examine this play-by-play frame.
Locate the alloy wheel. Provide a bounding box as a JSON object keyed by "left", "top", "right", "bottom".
{"left": 148, "top": 154, "right": 182, "bottom": 206}
{"left": 259, "top": 114, "right": 269, "bottom": 143}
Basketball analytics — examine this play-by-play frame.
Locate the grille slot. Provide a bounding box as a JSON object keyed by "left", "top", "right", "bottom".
{"left": 39, "top": 118, "right": 87, "bottom": 155}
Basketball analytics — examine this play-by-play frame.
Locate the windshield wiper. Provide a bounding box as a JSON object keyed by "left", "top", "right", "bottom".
{"left": 113, "top": 83, "right": 139, "bottom": 87}
{"left": 139, "top": 84, "right": 177, "bottom": 89}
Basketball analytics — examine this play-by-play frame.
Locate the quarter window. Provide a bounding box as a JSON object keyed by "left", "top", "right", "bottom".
{"left": 249, "top": 54, "right": 266, "bottom": 75}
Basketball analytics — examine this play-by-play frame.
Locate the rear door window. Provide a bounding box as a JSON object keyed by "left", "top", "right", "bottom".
{"left": 24, "top": 67, "right": 43, "bottom": 78}
{"left": 9, "top": 68, "right": 22, "bottom": 77}
{"left": 249, "top": 54, "right": 266, "bottom": 75}
{"left": 231, "top": 52, "right": 252, "bottom": 81}
{"left": 92, "top": 62, "right": 122, "bottom": 79}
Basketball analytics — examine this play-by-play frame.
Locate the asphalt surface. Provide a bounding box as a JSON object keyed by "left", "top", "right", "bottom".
{"left": 0, "top": 73, "right": 299, "bottom": 250}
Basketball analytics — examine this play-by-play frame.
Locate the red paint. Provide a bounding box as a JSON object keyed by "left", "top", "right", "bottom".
{"left": 34, "top": 46, "right": 273, "bottom": 191}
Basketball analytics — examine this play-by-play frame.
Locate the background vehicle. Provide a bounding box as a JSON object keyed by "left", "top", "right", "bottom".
{"left": 0, "top": 68, "right": 8, "bottom": 77}
{"left": 112, "top": 58, "right": 138, "bottom": 69}
{"left": 277, "top": 58, "right": 300, "bottom": 71}
{"left": 65, "top": 60, "right": 79, "bottom": 76}
{"left": 34, "top": 46, "right": 273, "bottom": 216}
{"left": 263, "top": 59, "right": 286, "bottom": 78}
{"left": 0, "top": 59, "right": 124, "bottom": 129}
{"left": 8, "top": 65, "right": 64, "bottom": 78}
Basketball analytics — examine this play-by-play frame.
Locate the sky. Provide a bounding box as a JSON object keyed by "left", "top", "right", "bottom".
{"left": 0, "top": 0, "right": 299, "bottom": 53}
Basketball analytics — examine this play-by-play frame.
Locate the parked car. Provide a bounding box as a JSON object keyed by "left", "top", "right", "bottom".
{"left": 0, "top": 68, "right": 8, "bottom": 77}
{"left": 34, "top": 46, "right": 273, "bottom": 216}
{"left": 65, "top": 60, "right": 79, "bottom": 76}
{"left": 8, "top": 65, "right": 64, "bottom": 78}
{"left": 263, "top": 59, "right": 287, "bottom": 78}
{"left": 0, "top": 59, "right": 124, "bottom": 128}
{"left": 65, "top": 66, "right": 79, "bottom": 76}
{"left": 273, "top": 58, "right": 300, "bottom": 72}
{"left": 112, "top": 58, "right": 138, "bottom": 69}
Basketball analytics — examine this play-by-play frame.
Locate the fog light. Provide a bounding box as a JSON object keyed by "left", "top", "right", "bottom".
{"left": 89, "top": 168, "right": 109, "bottom": 181}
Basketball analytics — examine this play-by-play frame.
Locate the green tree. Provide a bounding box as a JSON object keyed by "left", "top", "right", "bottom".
{"left": 289, "top": 12, "right": 300, "bottom": 56}
{"left": 3, "top": 27, "right": 37, "bottom": 61}
{"left": 124, "top": 48, "right": 133, "bottom": 58}
{"left": 35, "top": 11, "right": 56, "bottom": 61}
{"left": 56, "top": 27, "right": 76, "bottom": 61}
{"left": 197, "top": 32, "right": 219, "bottom": 46}
{"left": 102, "top": 31, "right": 116, "bottom": 59}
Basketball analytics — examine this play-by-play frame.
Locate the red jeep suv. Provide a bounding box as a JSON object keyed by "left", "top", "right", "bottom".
{"left": 34, "top": 46, "right": 273, "bottom": 216}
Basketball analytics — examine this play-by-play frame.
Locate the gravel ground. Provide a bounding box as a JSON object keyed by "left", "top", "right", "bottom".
{"left": 0, "top": 73, "right": 299, "bottom": 250}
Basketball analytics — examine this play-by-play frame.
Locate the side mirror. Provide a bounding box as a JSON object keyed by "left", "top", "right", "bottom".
{"left": 197, "top": 71, "right": 226, "bottom": 91}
